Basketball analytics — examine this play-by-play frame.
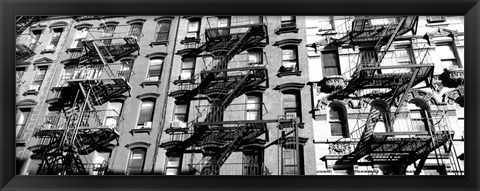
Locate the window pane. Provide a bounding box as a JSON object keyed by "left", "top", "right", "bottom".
{"left": 182, "top": 59, "right": 195, "bottom": 69}
{"left": 188, "top": 21, "right": 199, "bottom": 32}
{"left": 249, "top": 52, "right": 262, "bottom": 65}
{"left": 138, "top": 100, "right": 155, "bottom": 125}
{"left": 148, "top": 64, "right": 162, "bottom": 76}
{"left": 127, "top": 148, "right": 146, "bottom": 175}
{"left": 218, "top": 17, "right": 230, "bottom": 27}
{"left": 50, "top": 28, "right": 63, "bottom": 46}
{"left": 436, "top": 45, "right": 456, "bottom": 59}
{"left": 180, "top": 69, "right": 193, "bottom": 80}
{"left": 329, "top": 107, "right": 340, "bottom": 120}
{"left": 283, "top": 93, "right": 297, "bottom": 108}
{"left": 281, "top": 16, "right": 294, "bottom": 21}
{"left": 175, "top": 104, "right": 187, "bottom": 114}
{"left": 282, "top": 49, "right": 296, "bottom": 60}
{"left": 330, "top": 122, "right": 343, "bottom": 136}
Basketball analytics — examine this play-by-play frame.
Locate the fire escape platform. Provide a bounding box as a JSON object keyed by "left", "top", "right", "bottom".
{"left": 334, "top": 16, "right": 418, "bottom": 46}
{"left": 335, "top": 130, "right": 454, "bottom": 165}
{"left": 328, "top": 64, "right": 434, "bottom": 99}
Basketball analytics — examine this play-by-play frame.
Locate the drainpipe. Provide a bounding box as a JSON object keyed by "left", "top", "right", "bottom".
{"left": 151, "top": 16, "right": 180, "bottom": 174}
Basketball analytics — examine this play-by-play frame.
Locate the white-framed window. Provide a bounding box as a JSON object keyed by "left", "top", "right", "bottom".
{"left": 146, "top": 57, "right": 164, "bottom": 82}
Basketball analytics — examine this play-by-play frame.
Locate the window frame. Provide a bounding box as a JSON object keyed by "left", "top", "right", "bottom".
{"left": 179, "top": 57, "right": 196, "bottom": 80}
{"left": 435, "top": 42, "right": 462, "bottom": 69}
{"left": 328, "top": 105, "right": 349, "bottom": 138}
{"left": 155, "top": 20, "right": 171, "bottom": 42}
{"left": 126, "top": 148, "right": 147, "bottom": 175}
{"left": 165, "top": 156, "right": 182, "bottom": 175}
{"left": 282, "top": 90, "right": 301, "bottom": 122}
{"left": 321, "top": 50, "right": 341, "bottom": 76}
{"left": 281, "top": 16, "right": 296, "bottom": 28}
{"left": 173, "top": 103, "right": 189, "bottom": 127}
{"left": 28, "top": 66, "right": 48, "bottom": 91}
{"left": 280, "top": 46, "right": 299, "bottom": 73}
{"left": 186, "top": 19, "right": 201, "bottom": 39}
{"left": 16, "top": 107, "right": 32, "bottom": 139}
{"left": 246, "top": 94, "right": 262, "bottom": 121}
{"left": 146, "top": 57, "right": 164, "bottom": 82}
{"left": 129, "top": 22, "right": 144, "bottom": 40}
{"left": 137, "top": 98, "right": 156, "bottom": 129}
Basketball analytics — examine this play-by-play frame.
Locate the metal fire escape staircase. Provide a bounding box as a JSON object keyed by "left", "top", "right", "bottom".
{"left": 326, "top": 16, "right": 453, "bottom": 173}
{"left": 162, "top": 22, "right": 269, "bottom": 175}
{"left": 28, "top": 26, "right": 138, "bottom": 175}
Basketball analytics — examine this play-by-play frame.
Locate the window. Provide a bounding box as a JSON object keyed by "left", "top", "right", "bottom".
{"left": 173, "top": 103, "right": 188, "bottom": 128}
{"left": 217, "top": 16, "right": 231, "bottom": 27}
{"left": 105, "top": 101, "right": 123, "bottom": 128}
{"left": 359, "top": 48, "right": 378, "bottom": 67}
{"left": 101, "top": 24, "right": 116, "bottom": 45}
{"left": 242, "top": 148, "right": 263, "bottom": 175}
{"left": 45, "top": 28, "right": 63, "bottom": 51}
{"left": 118, "top": 59, "right": 133, "bottom": 81}
{"left": 322, "top": 50, "right": 341, "bottom": 76}
{"left": 248, "top": 50, "right": 263, "bottom": 66}
{"left": 436, "top": 43, "right": 460, "bottom": 69}
{"left": 16, "top": 67, "right": 25, "bottom": 81}
{"left": 186, "top": 19, "right": 200, "bottom": 39}
{"left": 29, "top": 30, "right": 42, "bottom": 50}
{"left": 146, "top": 57, "right": 163, "bottom": 82}
{"left": 281, "top": 16, "right": 296, "bottom": 28}
{"left": 126, "top": 148, "right": 146, "bottom": 175}
{"left": 90, "top": 151, "right": 111, "bottom": 175}
{"left": 29, "top": 66, "right": 47, "bottom": 91}
{"left": 137, "top": 99, "right": 155, "bottom": 128}
{"left": 58, "top": 67, "right": 74, "bottom": 87}
{"left": 246, "top": 94, "right": 262, "bottom": 120}
{"left": 408, "top": 103, "right": 430, "bottom": 132}
{"left": 281, "top": 144, "right": 304, "bottom": 175}
{"left": 283, "top": 91, "right": 301, "bottom": 121}
{"left": 329, "top": 105, "right": 349, "bottom": 137}
{"left": 165, "top": 156, "right": 182, "bottom": 175}
{"left": 155, "top": 20, "right": 171, "bottom": 41}
{"left": 129, "top": 23, "right": 144, "bottom": 39}
{"left": 16, "top": 108, "right": 32, "bottom": 139}
{"left": 281, "top": 46, "right": 298, "bottom": 72}
{"left": 180, "top": 58, "right": 195, "bottom": 80}
{"left": 70, "top": 28, "right": 88, "bottom": 48}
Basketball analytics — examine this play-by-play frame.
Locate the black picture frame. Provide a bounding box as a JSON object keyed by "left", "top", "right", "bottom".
{"left": 1, "top": 0, "right": 479, "bottom": 190}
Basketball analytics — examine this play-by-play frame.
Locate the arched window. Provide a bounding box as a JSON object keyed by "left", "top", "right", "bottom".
{"left": 328, "top": 103, "right": 349, "bottom": 138}
{"left": 408, "top": 99, "right": 431, "bottom": 132}
{"left": 126, "top": 148, "right": 147, "bottom": 175}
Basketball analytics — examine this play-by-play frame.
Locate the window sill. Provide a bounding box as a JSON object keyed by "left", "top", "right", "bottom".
{"left": 425, "top": 22, "right": 449, "bottom": 27}
{"left": 23, "top": 90, "right": 39, "bottom": 96}
{"left": 40, "top": 50, "right": 55, "bottom": 54}
{"left": 180, "top": 37, "right": 201, "bottom": 44}
{"left": 275, "top": 26, "right": 299, "bottom": 35}
{"left": 165, "top": 127, "right": 189, "bottom": 134}
{"left": 16, "top": 139, "right": 26, "bottom": 146}
{"left": 130, "top": 128, "right": 152, "bottom": 135}
{"left": 173, "top": 79, "right": 195, "bottom": 85}
{"left": 277, "top": 71, "right": 302, "bottom": 77}
{"left": 66, "top": 47, "right": 83, "bottom": 53}
{"left": 150, "top": 40, "right": 169, "bottom": 47}
{"left": 141, "top": 81, "right": 161, "bottom": 88}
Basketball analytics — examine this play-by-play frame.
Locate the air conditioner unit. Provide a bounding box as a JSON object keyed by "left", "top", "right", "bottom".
{"left": 45, "top": 44, "right": 55, "bottom": 52}
{"left": 143, "top": 121, "right": 152, "bottom": 129}
{"left": 171, "top": 121, "right": 186, "bottom": 128}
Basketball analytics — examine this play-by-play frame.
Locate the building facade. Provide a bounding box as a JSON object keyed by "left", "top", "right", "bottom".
{"left": 15, "top": 16, "right": 464, "bottom": 175}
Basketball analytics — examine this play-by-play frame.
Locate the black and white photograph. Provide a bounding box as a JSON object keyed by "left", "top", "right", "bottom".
{"left": 15, "top": 15, "right": 465, "bottom": 176}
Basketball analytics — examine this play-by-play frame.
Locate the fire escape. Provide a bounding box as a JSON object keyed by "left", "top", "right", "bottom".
{"left": 16, "top": 16, "right": 48, "bottom": 63}
{"left": 325, "top": 16, "right": 455, "bottom": 174}
{"left": 161, "top": 17, "right": 272, "bottom": 175}
{"left": 28, "top": 24, "right": 139, "bottom": 175}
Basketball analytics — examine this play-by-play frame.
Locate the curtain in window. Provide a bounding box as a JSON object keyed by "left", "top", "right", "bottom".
{"left": 322, "top": 51, "right": 340, "bottom": 76}
{"left": 282, "top": 48, "right": 298, "bottom": 71}
{"left": 246, "top": 95, "right": 261, "bottom": 120}
{"left": 174, "top": 104, "right": 188, "bottom": 123}
{"left": 187, "top": 20, "right": 200, "bottom": 38}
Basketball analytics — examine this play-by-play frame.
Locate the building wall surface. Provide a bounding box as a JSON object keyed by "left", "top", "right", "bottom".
{"left": 16, "top": 16, "right": 464, "bottom": 176}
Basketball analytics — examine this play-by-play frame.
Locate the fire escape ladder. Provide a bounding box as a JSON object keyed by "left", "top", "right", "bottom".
{"left": 90, "top": 41, "right": 115, "bottom": 77}
{"left": 200, "top": 125, "right": 249, "bottom": 175}
{"left": 375, "top": 17, "right": 407, "bottom": 66}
